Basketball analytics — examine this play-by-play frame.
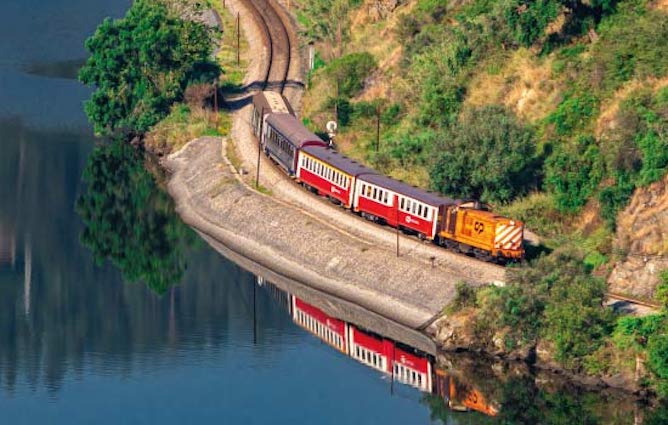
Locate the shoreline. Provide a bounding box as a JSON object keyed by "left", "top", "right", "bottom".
{"left": 156, "top": 0, "right": 649, "bottom": 399}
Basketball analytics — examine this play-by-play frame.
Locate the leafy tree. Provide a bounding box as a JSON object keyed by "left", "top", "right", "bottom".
{"left": 430, "top": 105, "right": 536, "bottom": 203}
{"left": 76, "top": 140, "right": 194, "bottom": 294}
{"left": 79, "top": 0, "right": 220, "bottom": 135}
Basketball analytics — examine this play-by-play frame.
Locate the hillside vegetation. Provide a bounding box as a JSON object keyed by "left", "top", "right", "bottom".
{"left": 296, "top": 0, "right": 668, "bottom": 394}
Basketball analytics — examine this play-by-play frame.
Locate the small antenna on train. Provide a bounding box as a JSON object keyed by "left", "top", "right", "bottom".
{"left": 326, "top": 121, "right": 338, "bottom": 148}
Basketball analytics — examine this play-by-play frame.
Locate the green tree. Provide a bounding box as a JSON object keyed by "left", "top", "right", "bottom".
{"left": 76, "top": 140, "right": 194, "bottom": 294}
{"left": 430, "top": 105, "right": 536, "bottom": 203}
{"left": 79, "top": 0, "right": 220, "bottom": 135}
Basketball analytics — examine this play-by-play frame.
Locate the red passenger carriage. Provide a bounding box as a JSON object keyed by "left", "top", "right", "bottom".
{"left": 354, "top": 174, "right": 456, "bottom": 241}
{"left": 297, "top": 146, "right": 376, "bottom": 208}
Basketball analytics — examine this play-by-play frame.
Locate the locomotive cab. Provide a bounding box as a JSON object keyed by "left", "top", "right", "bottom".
{"left": 438, "top": 203, "right": 524, "bottom": 262}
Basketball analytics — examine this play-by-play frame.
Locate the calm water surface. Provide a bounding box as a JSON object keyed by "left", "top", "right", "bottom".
{"left": 0, "top": 1, "right": 665, "bottom": 424}
{"left": 0, "top": 1, "right": 438, "bottom": 423}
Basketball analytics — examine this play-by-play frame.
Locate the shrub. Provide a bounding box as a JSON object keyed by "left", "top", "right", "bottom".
{"left": 598, "top": 171, "right": 635, "bottom": 229}
{"left": 656, "top": 270, "right": 668, "bottom": 308}
{"left": 548, "top": 92, "right": 599, "bottom": 136}
{"left": 648, "top": 335, "right": 668, "bottom": 380}
{"left": 503, "top": 0, "right": 561, "bottom": 47}
{"left": 448, "top": 282, "right": 478, "bottom": 312}
{"left": 545, "top": 135, "right": 604, "bottom": 212}
{"left": 325, "top": 52, "right": 377, "bottom": 99}
{"left": 430, "top": 105, "right": 536, "bottom": 203}
{"left": 542, "top": 266, "right": 614, "bottom": 367}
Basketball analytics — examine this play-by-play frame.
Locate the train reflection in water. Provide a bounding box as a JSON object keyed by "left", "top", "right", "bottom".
{"left": 257, "top": 277, "right": 498, "bottom": 416}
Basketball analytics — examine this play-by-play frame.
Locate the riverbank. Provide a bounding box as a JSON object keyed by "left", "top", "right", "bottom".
{"left": 164, "top": 136, "right": 491, "bottom": 329}
{"left": 161, "top": 0, "right": 508, "bottom": 332}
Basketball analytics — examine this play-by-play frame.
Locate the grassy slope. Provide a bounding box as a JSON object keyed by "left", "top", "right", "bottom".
{"left": 300, "top": 0, "right": 667, "bottom": 262}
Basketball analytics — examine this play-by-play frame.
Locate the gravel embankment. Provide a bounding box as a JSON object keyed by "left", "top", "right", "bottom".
{"left": 163, "top": 0, "right": 506, "bottom": 330}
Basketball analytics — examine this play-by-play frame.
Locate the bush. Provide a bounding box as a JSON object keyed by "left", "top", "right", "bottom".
{"left": 542, "top": 264, "right": 614, "bottom": 367}
{"left": 656, "top": 270, "right": 668, "bottom": 308}
{"left": 548, "top": 92, "right": 599, "bottom": 136}
{"left": 503, "top": 0, "right": 561, "bottom": 47}
{"left": 326, "top": 52, "right": 377, "bottom": 99}
{"left": 598, "top": 171, "right": 635, "bottom": 229}
{"left": 430, "top": 105, "right": 536, "bottom": 203}
{"left": 545, "top": 135, "right": 604, "bottom": 212}
{"left": 648, "top": 335, "right": 668, "bottom": 380}
{"left": 591, "top": 9, "right": 668, "bottom": 94}
{"left": 448, "top": 282, "right": 478, "bottom": 312}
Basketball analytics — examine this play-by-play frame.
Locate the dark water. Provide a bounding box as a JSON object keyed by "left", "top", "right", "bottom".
{"left": 0, "top": 1, "right": 436, "bottom": 423}
{"left": 1, "top": 0, "right": 666, "bottom": 424}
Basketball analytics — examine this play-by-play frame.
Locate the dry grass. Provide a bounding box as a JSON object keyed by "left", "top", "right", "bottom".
{"left": 465, "top": 49, "right": 562, "bottom": 122}
{"left": 146, "top": 105, "right": 231, "bottom": 155}
{"left": 209, "top": 0, "right": 250, "bottom": 90}
{"left": 595, "top": 77, "right": 668, "bottom": 139}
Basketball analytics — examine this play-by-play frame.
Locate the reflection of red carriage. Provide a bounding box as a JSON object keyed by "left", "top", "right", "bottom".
{"left": 290, "top": 295, "right": 432, "bottom": 391}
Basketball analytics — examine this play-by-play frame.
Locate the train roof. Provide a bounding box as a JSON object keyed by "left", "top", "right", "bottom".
{"left": 301, "top": 146, "right": 378, "bottom": 177}
{"left": 266, "top": 114, "right": 325, "bottom": 148}
{"left": 358, "top": 174, "right": 458, "bottom": 206}
{"left": 252, "top": 91, "right": 294, "bottom": 115}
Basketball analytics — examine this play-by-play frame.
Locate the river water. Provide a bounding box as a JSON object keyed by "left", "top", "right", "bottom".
{"left": 0, "top": 0, "right": 664, "bottom": 424}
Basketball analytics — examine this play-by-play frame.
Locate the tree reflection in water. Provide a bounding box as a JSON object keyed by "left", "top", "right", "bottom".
{"left": 76, "top": 140, "right": 194, "bottom": 294}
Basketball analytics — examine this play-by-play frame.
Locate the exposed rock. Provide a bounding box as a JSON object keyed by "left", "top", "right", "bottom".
{"left": 608, "top": 175, "right": 668, "bottom": 299}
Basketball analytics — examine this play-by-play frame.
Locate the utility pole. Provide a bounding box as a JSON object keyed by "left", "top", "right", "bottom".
{"left": 213, "top": 81, "right": 218, "bottom": 115}
{"left": 237, "top": 12, "right": 240, "bottom": 66}
{"left": 375, "top": 103, "right": 381, "bottom": 152}
{"left": 396, "top": 200, "right": 400, "bottom": 257}
{"left": 256, "top": 107, "right": 264, "bottom": 189}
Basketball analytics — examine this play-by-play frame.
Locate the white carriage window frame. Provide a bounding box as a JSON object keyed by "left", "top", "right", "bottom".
{"left": 398, "top": 196, "right": 433, "bottom": 221}
{"left": 359, "top": 182, "right": 393, "bottom": 206}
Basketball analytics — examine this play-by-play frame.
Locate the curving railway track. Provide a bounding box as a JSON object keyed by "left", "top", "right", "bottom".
{"left": 242, "top": 0, "right": 293, "bottom": 93}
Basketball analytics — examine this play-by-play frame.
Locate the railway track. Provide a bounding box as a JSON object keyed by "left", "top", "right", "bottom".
{"left": 243, "top": 0, "right": 292, "bottom": 93}
{"left": 606, "top": 292, "right": 662, "bottom": 310}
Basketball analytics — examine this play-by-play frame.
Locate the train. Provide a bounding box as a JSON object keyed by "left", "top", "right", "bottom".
{"left": 250, "top": 91, "right": 524, "bottom": 263}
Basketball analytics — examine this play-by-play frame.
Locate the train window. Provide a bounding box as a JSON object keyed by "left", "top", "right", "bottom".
{"left": 372, "top": 187, "right": 378, "bottom": 200}
{"left": 400, "top": 198, "right": 404, "bottom": 210}
{"left": 383, "top": 191, "right": 388, "bottom": 204}
{"left": 417, "top": 205, "right": 422, "bottom": 217}
{"left": 365, "top": 185, "right": 372, "bottom": 197}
